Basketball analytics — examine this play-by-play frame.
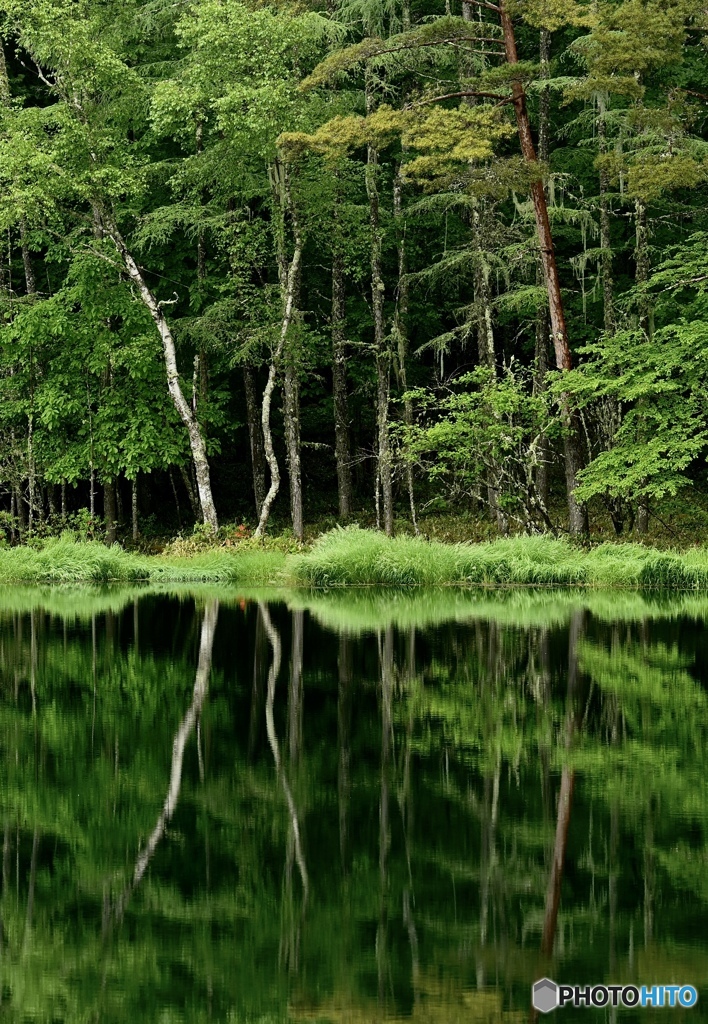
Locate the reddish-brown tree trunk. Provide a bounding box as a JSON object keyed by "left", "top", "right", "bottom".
{"left": 500, "top": 4, "right": 588, "bottom": 536}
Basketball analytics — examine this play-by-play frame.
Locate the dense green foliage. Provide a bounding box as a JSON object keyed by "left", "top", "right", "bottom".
{"left": 0, "top": 0, "right": 707, "bottom": 542}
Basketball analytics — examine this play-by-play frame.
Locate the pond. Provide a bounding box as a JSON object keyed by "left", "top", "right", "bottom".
{"left": 0, "top": 587, "right": 707, "bottom": 1022}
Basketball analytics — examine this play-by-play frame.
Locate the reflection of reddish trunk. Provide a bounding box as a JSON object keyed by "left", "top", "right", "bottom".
{"left": 540, "top": 611, "right": 582, "bottom": 957}
{"left": 499, "top": 4, "right": 587, "bottom": 535}
{"left": 540, "top": 765, "right": 575, "bottom": 956}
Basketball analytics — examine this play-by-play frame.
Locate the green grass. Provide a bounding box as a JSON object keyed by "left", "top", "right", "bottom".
{"left": 289, "top": 527, "right": 708, "bottom": 589}
{"left": 4, "top": 526, "right": 708, "bottom": 590}
{"left": 0, "top": 536, "right": 286, "bottom": 585}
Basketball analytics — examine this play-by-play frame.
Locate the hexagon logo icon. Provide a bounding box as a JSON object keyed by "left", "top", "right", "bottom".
{"left": 533, "top": 978, "right": 559, "bottom": 1013}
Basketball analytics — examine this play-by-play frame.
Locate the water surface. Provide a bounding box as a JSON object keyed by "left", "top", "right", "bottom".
{"left": 0, "top": 587, "right": 706, "bottom": 1022}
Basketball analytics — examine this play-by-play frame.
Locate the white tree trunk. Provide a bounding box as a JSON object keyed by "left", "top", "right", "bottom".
{"left": 255, "top": 167, "right": 303, "bottom": 539}
{"left": 102, "top": 213, "right": 218, "bottom": 532}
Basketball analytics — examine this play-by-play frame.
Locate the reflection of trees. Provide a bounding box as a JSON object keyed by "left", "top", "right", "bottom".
{"left": 260, "top": 601, "right": 309, "bottom": 973}
{"left": 111, "top": 599, "right": 219, "bottom": 925}
{"left": 540, "top": 610, "right": 583, "bottom": 957}
{"left": 0, "top": 594, "right": 707, "bottom": 1023}
{"left": 377, "top": 625, "right": 393, "bottom": 1008}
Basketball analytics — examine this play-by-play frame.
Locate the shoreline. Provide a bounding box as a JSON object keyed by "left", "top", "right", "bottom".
{"left": 2, "top": 526, "right": 708, "bottom": 590}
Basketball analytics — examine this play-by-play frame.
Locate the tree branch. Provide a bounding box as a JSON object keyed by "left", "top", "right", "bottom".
{"left": 407, "top": 90, "right": 513, "bottom": 108}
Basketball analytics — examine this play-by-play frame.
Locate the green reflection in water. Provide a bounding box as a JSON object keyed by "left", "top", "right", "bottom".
{"left": 0, "top": 588, "right": 706, "bottom": 1023}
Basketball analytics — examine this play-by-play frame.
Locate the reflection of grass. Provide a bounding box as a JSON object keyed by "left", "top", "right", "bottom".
{"left": 289, "top": 588, "right": 708, "bottom": 634}
{"left": 3, "top": 580, "right": 708, "bottom": 632}
{"left": 4, "top": 528, "right": 708, "bottom": 592}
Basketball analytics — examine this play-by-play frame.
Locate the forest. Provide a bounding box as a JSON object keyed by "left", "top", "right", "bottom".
{"left": 0, "top": 0, "right": 707, "bottom": 546}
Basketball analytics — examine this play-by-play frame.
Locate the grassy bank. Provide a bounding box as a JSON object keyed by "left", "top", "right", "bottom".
{"left": 289, "top": 528, "right": 708, "bottom": 589}
{"left": 3, "top": 527, "right": 708, "bottom": 588}
{"left": 0, "top": 536, "right": 286, "bottom": 585}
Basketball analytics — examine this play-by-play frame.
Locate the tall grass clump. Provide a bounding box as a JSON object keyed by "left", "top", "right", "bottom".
{"left": 289, "top": 528, "right": 591, "bottom": 587}
{"left": 0, "top": 536, "right": 286, "bottom": 584}
{"left": 289, "top": 527, "right": 708, "bottom": 589}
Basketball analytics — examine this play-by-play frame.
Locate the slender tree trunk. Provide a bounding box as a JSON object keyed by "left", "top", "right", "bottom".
{"left": 595, "top": 100, "right": 626, "bottom": 532}
{"left": 243, "top": 365, "right": 267, "bottom": 518}
{"left": 284, "top": 362, "right": 304, "bottom": 542}
{"left": 20, "top": 220, "right": 35, "bottom": 297}
{"left": 131, "top": 476, "right": 138, "bottom": 542}
{"left": 471, "top": 204, "right": 508, "bottom": 534}
{"left": 534, "top": 28, "right": 552, "bottom": 513}
{"left": 268, "top": 162, "right": 304, "bottom": 542}
{"left": 255, "top": 165, "right": 303, "bottom": 539}
{"left": 169, "top": 468, "right": 182, "bottom": 527}
{"left": 15, "top": 484, "right": 25, "bottom": 539}
{"left": 499, "top": 3, "right": 588, "bottom": 536}
{"left": 22, "top": 233, "right": 37, "bottom": 538}
{"left": 598, "top": 102, "right": 615, "bottom": 335}
{"left": 114, "top": 478, "right": 123, "bottom": 529}
{"left": 179, "top": 464, "right": 201, "bottom": 522}
{"left": 101, "top": 212, "right": 218, "bottom": 531}
{"left": 393, "top": 164, "right": 418, "bottom": 533}
{"left": 27, "top": 415, "right": 35, "bottom": 536}
{"left": 365, "top": 86, "right": 394, "bottom": 537}
{"left": 104, "top": 480, "right": 117, "bottom": 545}
{"left": 635, "top": 198, "right": 651, "bottom": 535}
{"left": 332, "top": 205, "right": 354, "bottom": 521}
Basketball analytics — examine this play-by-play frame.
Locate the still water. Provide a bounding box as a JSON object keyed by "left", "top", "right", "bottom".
{"left": 0, "top": 587, "right": 707, "bottom": 1022}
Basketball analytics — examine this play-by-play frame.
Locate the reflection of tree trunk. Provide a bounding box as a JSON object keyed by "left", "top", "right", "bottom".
{"left": 23, "top": 828, "right": 39, "bottom": 947}
{"left": 400, "top": 629, "right": 420, "bottom": 1006}
{"left": 111, "top": 600, "right": 219, "bottom": 926}
{"left": 0, "top": 821, "right": 9, "bottom": 958}
{"left": 282, "top": 608, "right": 305, "bottom": 970}
{"left": 248, "top": 605, "right": 267, "bottom": 759}
{"left": 377, "top": 627, "right": 393, "bottom": 1006}
{"left": 260, "top": 604, "right": 309, "bottom": 891}
{"left": 609, "top": 800, "right": 619, "bottom": 972}
{"left": 479, "top": 751, "right": 501, "bottom": 953}
{"left": 643, "top": 800, "right": 654, "bottom": 947}
{"left": 403, "top": 888, "right": 420, "bottom": 1010}
{"left": 260, "top": 602, "right": 309, "bottom": 973}
{"left": 288, "top": 611, "right": 304, "bottom": 765}
{"left": 540, "top": 611, "right": 583, "bottom": 957}
{"left": 338, "top": 635, "right": 353, "bottom": 873}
